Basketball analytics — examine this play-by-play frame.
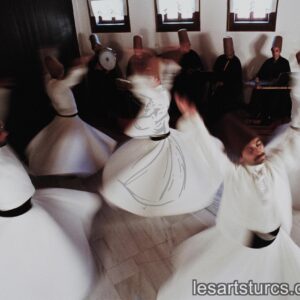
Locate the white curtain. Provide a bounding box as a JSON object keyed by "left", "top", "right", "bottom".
{"left": 157, "top": 0, "right": 197, "bottom": 19}
{"left": 89, "top": 0, "right": 126, "bottom": 21}
{"left": 230, "top": 0, "right": 277, "bottom": 18}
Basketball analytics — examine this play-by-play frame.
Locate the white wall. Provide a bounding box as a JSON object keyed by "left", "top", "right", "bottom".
{"left": 72, "top": 0, "right": 300, "bottom": 99}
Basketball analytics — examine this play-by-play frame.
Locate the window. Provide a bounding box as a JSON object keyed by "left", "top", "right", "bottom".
{"left": 227, "top": 0, "right": 279, "bottom": 31}
{"left": 155, "top": 0, "right": 200, "bottom": 32}
{"left": 88, "top": 0, "right": 130, "bottom": 32}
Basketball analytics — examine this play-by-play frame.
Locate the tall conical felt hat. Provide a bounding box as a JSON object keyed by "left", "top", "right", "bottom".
{"left": 271, "top": 35, "right": 283, "bottom": 51}
{"left": 296, "top": 51, "right": 300, "bottom": 65}
{"left": 133, "top": 35, "right": 143, "bottom": 49}
{"left": 0, "top": 146, "right": 35, "bottom": 210}
{"left": 215, "top": 114, "right": 258, "bottom": 162}
{"left": 178, "top": 29, "right": 190, "bottom": 45}
{"left": 223, "top": 36, "right": 234, "bottom": 57}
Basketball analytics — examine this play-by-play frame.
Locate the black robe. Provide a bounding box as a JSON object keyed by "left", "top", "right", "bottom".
{"left": 86, "top": 57, "right": 139, "bottom": 128}
{"left": 179, "top": 49, "right": 204, "bottom": 72}
{"left": 211, "top": 54, "right": 243, "bottom": 117}
{"left": 250, "top": 56, "right": 291, "bottom": 120}
{"left": 166, "top": 49, "right": 205, "bottom": 127}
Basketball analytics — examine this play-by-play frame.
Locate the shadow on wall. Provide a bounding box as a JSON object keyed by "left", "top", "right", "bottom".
{"left": 197, "top": 33, "right": 217, "bottom": 71}
{"left": 78, "top": 32, "right": 94, "bottom": 56}
{"left": 139, "top": 29, "right": 158, "bottom": 56}
{"left": 156, "top": 32, "right": 177, "bottom": 54}
{"left": 243, "top": 34, "right": 268, "bottom": 104}
{"left": 244, "top": 34, "right": 268, "bottom": 80}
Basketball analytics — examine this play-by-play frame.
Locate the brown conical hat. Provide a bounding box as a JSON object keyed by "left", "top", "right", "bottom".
{"left": 178, "top": 29, "right": 190, "bottom": 45}
{"left": 215, "top": 114, "right": 258, "bottom": 163}
{"left": 44, "top": 56, "right": 64, "bottom": 79}
{"left": 133, "top": 35, "right": 143, "bottom": 49}
{"left": 223, "top": 36, "right": 234, "bottom": 57}
{"left": 271, "top": 35, "right": 283, "bottom": 51}
{"left": 296, "top": 51, "right": 300, "bottom": 65}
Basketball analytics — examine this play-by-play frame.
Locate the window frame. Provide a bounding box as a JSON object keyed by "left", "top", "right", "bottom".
{"left": 155, "top": 0, "right": 200, "bottom": 32}
{"left": 227, "top": 0, "right": 279, "bottom": 32}
{"left": 88, "top": 0, "right": 131, "bottom": 33}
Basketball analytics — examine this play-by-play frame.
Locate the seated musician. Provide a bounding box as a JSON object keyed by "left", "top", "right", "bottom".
{"left": 249, "top": 36, "right": 291, "bottom": 124}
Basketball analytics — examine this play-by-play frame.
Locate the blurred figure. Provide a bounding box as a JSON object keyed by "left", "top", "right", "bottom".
{"left": 158, "top": 73, "right": 300, "bottom": 300}
{"left": 249, "top": 36, "right": 291, "bottom": 123}
{"left": 0, "top": 86, "right": 97, "bottom": 300}
{"left": 100, "top": 60, "right": 223, "bottom": 217}
{"left": 26, "top": 55, "right": 116, "bottom": 176}
{"left": 126, "top": 35, "right": 154, "bottom": 77}
{"left": 161, "top": 29, "right": 204, "bottom": 127}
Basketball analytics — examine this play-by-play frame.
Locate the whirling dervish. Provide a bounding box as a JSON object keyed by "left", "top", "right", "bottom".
{"left": 26, "top": 55, "right": 116, "bottom": 176}
{"left": 264, "top": 52, "right": 300, "bottom": 210}
{"left": 157, "top": 70, "right": 300, "bottom": 299}
{"left": 0, "top": 83, "right": 98, "bottom": 300}
{"left": 100, "top": 57, "right": 223, "bottom": 217}
{"left": 0, "top": 146, "right": 99, "bottom": 300}
{"left": 25, "top": 57, "right": 107, "bottom": 240}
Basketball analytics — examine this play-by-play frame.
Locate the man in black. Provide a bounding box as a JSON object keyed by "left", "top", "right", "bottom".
{"left": 211, "top": 37, "right": 243, "bottom": 119}
{"left": 161, "top": 29, "right": 204, "bottom": 127}
{"left": 160, "top": 29, "right": 203, "bottom": 72}
{"left": 177, "top": 29, "right": 204, "bottom": 72}
{"left": 249, "top": 36, "right": 291, "bottom": 123}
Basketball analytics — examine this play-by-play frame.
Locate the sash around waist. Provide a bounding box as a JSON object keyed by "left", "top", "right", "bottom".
{"left": 0, "top": 199, "right": 32, "bottom": 217}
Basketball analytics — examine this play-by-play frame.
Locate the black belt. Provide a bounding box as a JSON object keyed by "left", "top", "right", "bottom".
{"left": 150, "top": 132, "right": 170, "bottom": 141}
{"left": 56, "top": 112, "right": 78, "bottom": 118}
{"left": 0, "top": 199, "right": 32, "bottom": 217}
{"left": 250, "top": 227, "right": 280, "bottom": 249}
{"left": 0, "top": 142, "right": 7, "bottom": 148}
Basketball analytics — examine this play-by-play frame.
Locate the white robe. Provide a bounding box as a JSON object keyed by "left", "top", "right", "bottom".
{"left": 27, "top": 115, "right": 115, "bottom": 175}
{"left": 26, "top": 66, "right": 116, "bottom": 176}
{"left": 263, "top": 72, "right": 300, "bottom": 210}
{"left": 0, "top": 146, "right": 97, "bottom": 300}
{"left": 100, "top": 75, "right": 223, "bottom": 217}
{"left": 34, "top": 187, "right": 102, "bottom": 238}
{"left": 158, "top": 111, "right": 300, "bottom": 299}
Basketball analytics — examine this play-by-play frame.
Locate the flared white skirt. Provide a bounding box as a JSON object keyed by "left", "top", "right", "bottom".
{"left": 26, "top": 116, "right": 116, "bottom": 175}
{"left": 158, "top": 226, "right": 300, "bottom": 299}
{"left": 101, "top": 129, "right": 222, "bottom": 217}
{"left": 0, "top": 201, "right": 98, "bottom": 300}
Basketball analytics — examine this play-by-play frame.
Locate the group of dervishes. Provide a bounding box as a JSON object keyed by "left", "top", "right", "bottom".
{"left": 2, "top": 30, "right": 300, "bottom": 299}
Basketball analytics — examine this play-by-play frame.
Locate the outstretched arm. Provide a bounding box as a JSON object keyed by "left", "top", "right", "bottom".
{"left": 45, "top": 57, "right": 89, "bottom": 116}
{"left": 268, "top": 73, "right": 300, "bottom": 170}
{"left": 176, "top": 98, "right": 231, "bottom": 180}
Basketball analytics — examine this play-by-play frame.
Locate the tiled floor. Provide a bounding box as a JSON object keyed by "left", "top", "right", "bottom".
{"left": 88, "top": 204, "right": 216, "bottom": 300}
{"left": 86, "top": 197, "right": 300, "bottom": 300}
{"left": 31, "top": 144, "right": 300, "bottom": 299}
{"left": 31, "top": 120, "right": 299, "bottom": 300}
